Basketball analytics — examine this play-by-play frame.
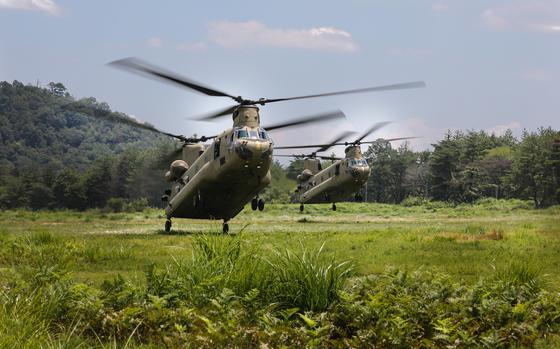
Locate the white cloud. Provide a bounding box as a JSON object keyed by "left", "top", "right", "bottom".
{"left": 481, "top": 1, "right": 560, "bottom": 33}
{"left": 146, "top": 37, "right": 163, "bottom": 48}
{"left": 431, "top": 3, "right": 449, "bottom": 12}
{"left": 486, "top": 121, "right": 521, "bottom": 136}
{"left": 0, "top": 0, "right": 60, "bottom": 15}
{"left": 176, "top": 42, "right": 207, "bottom": 53}
{"left": 208, "top": 20, "right": 358, "bottom": 52}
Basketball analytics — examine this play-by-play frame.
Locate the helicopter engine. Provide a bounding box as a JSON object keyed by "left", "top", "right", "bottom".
{"left": 297, "top": 169, "right": 314, "bottom": 182}
{"left": 165, "top": 160, "right": 189, "bottom": 182}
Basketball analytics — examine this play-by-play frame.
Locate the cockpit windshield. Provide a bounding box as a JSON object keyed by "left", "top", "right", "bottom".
{"left": 348, "top": 159, "right": 368, "bottom": 167}
{"left": 235, "top": 127, "right": 269, "bottom": 140}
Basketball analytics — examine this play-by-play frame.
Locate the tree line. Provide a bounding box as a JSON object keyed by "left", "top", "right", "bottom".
{"left": 0, "top": 80, "right": 558, "bottom": 210}
{"left": 359, "top": 128, "right": 559, "bottom": 208}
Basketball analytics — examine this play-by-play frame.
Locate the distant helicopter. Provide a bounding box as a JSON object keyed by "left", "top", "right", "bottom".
{"left": 108, "top": 57, "right": 425, "bottom": 233}
{"left": 276, "top": 122, "right": 415, "bottom": 211}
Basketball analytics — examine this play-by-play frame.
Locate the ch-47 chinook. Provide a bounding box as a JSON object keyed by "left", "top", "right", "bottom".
{"left": 276, "top": 122, "right": 416, "bottom": 212}
{"left": 109, "top": 57, "right": 426, "bottom": 233}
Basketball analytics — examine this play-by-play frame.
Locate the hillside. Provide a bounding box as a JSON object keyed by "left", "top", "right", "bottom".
{"left": 0, "top": 81, "right": 168, "bottom": 171}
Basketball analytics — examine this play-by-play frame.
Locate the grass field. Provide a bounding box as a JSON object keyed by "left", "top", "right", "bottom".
{"left": 0, "top": 199, "right": 559, "bottom": 347}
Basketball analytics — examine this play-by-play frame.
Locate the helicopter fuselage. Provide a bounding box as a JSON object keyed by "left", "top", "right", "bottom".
{"left": 165, "top": 106, "right": 273, "bottom": 221}
{"left": 293, "top": 146, "right": 370, "bottom": 204}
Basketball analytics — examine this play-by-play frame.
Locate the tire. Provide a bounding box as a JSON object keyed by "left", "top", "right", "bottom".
{"left": 165, "top": 219, "right": 171, "bottom": 232}
{"left": 332, "top": 203, "right": 337, "bottom": 211}
{"left": 251, "top": 198, "right": 258, "bottom": 211}
{"left": 257, "top": 198, "right": 265, "bottom": 211}
{"left": 299, "top": 204, "right": 304, "bottom": 212}
{"left": 223, "top": 223, "right": 229, "bottom": 234}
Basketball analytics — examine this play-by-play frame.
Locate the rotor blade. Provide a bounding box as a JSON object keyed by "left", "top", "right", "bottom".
{"left": 317, "top": 155, "right": 342, "bottom": 161}
{"left": 316, "top": 130, "right": 356, "bottom": 153}
{"left": 354, "top": 121, "right": 391, "bottom": 143}
{"left": 359, "top": 136, "right": 418, "bottom": 144}
{"left": 263, "top": 110, "right": 346, "bottom": 131}
{"left": 108, "top": 57, "right": 240, "bottom": 101}
{"left": 274, "top": 154, "right": 342, "bottom": 161}
{"left": 193, "top": 104, "right": 239, "bottom": 121}
{"left": 260, "top": 81, "right": 426, "bottom": 105}
{"left": 275, "top": 136, "right": 418, "bottom": 150}
{"left": 63, "top": 101, "right": 212, "bottom": 142}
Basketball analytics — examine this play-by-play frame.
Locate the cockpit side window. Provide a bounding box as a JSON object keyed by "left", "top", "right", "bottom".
{"left": 259, "top": 129, "right": 268, "bottom": 140}
{"left": 249, "top": 130, "right": 259, "bottom": 139}
{"left": 236, "top": 129, "right": 249, "bottom": 139}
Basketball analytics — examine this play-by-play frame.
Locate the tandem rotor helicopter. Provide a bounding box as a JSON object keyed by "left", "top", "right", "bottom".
{"left": 108, "top": 57, "right": 425, "bottom": 233}
{"left": 276, "top": 122, "right": 416, "bottom": 211}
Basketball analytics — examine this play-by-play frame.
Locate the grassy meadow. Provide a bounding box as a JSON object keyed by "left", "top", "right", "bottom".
{"left": 0, "top": 199, "right": 559, "bottom": 347}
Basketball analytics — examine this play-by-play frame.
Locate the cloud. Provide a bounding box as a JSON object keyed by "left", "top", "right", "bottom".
{"left": 208, "top": 21, "right": 358, "bottom": 52}
{"left": 176, "top": 42, "right": 207, "bottom": 53}
{"left": 486, "top": 121, "right": 521, "bottom": 136}
{"left": 0, "top": 0, "right": 60, "bottom": 15}
{"left": 481, "top": 1, "right": 560, "bottom": 33}
{"left": 146, "top": 37, "right": 163, "bottom": 48}
{"left": 431, "top": 3, "right": 449, "bottom": 12}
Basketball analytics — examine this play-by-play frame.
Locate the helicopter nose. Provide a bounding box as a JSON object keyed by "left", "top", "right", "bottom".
{"left": 351, "top": 166, "right": 370, "bottom": 182}
{"left": 235, "top": 140, "right": 271, "bottom": 161}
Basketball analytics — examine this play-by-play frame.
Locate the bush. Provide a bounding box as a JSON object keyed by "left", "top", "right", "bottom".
{"left": 400, "top": 196, "right": 428, "bottom": 207}
{"left": 106, "top": 197, "right": 125, "bottom": 212}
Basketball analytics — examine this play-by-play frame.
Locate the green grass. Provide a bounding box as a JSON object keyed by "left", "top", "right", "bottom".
{"left": 0, "top": 199, "right": 559, "bottom": 347}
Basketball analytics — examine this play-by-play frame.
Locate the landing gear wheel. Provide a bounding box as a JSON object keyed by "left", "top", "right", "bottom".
{"left": 165, "top": 219, "right": 172, "bottom": 232}
{"left": 332, "top": 203, "right": 337, "bottom": 211}
{"left": 222, "top": 222, "right": 229, "bottom": 234}
{"left": 299, "top": 203, "right": 304, "bottom": 212}
{"left": 251, "top": 198, "right": 258, "bottom": 211}
{"left": 257, "top": 198, "right": 265, "bottom": 211}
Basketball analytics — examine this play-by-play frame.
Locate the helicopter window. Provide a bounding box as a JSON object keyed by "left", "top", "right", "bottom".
{"left": 236, "top": 129, "right": 249, "bottom": 139}
{"left": 258, "top": 129, "right": 268, "bottom": 140}
{"left": 249, "top": 130, "right": 259, "bottom": 139}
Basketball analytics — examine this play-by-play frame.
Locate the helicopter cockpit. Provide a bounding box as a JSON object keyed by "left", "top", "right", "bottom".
{"left": 234, "top": 127, "right": 270, "bottom": 141}
{"left": 347, "top": 158, "right": 369, "bottom": 168}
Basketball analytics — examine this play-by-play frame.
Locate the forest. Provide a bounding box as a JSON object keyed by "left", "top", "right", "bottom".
{"left": 0, "top": 80, "right": 559, "bottom": 210}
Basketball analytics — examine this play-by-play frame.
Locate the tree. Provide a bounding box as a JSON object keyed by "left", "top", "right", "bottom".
{"left": 508, "top": 128, "right": 560, "bottom": 208}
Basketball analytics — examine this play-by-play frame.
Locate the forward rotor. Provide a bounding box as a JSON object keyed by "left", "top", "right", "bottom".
{"left": 109, "top": 57, "right": 426, "bottom": 120}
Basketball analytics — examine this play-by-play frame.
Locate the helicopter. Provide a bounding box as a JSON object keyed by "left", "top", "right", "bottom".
{"left": 276, "top": 122, "right": 416, "bottom": 211}
{"left": 108, "top": 57, "right": 426, "bottom": 233}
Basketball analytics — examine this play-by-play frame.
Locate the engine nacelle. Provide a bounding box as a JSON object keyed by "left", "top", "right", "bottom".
{"left": 297, "top": 169, "right": 313, "bottom": 182}
{"left": 170, "top": 160, "right": 189, "bottom": 180}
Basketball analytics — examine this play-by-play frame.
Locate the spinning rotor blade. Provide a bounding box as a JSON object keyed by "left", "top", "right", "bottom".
{"left": 260, "top": 81, "right": 426, "bottom": 105}
{"left": 276, "top": 136, "right": 417, "bottom": 150}
{"left": 109, "top": 57, "right": 240, "bottom": 101}
{"left": 194, "top": 104, "right": 240, "bottom": 121}
{"left": 316, "top": 130, "right": 356, "bottom": 153}
{"left": 359, "top": 136, "right": 418, "bottom": 144}
{"left": 354, "top": 121, "right": 391, "bottom": 143}
{"left": 63, "top": 101, "right": 214, "bottom": 143}
{"left": 274, "top": 154, "right": 343, "bottom": 161}
{"left": 263, "top": 110, "right": 346, "bottom": 131}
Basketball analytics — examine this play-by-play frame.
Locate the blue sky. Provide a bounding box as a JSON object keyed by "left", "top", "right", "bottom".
{"left": 0, "top": 0, "right": 558, "bottom": 154}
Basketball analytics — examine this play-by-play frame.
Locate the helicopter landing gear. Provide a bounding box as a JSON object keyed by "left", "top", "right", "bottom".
{"left": 332, "top": 203, "right": 337, "bottom": 211}
{"left": 299, "top": 203, "right": 304, "bottom": 212}
{"left": 222, "top": 220, "right": 229, "bottom": 234}
{"left": 251, "top": 197, "right": 265, "bottom": 211}
{"left": 355, "top": 193, "right": 363, "bottom": 202}
{"left": 164, "top": 219, "right": 172, "bottom": 233}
